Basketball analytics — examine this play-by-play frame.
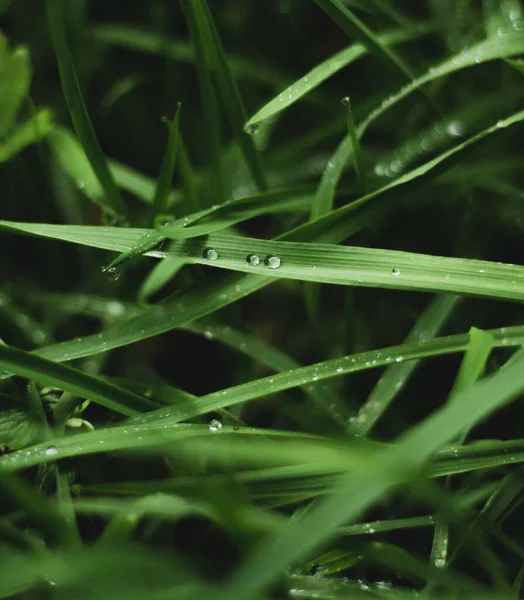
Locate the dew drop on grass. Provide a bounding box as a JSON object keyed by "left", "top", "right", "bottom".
{"left": 103, "top": 266, "right": 120, "bottom": 281}
{"left": 246, "top": 254, "right": 260, "bottom": 266}
{"left": 264, "top": 255, "right": 281, "bottom": 269}
{"left": 45, "top": 446, "right": 58, "bottom": 457}
{"left": 243, "top": 124, "right": 258, "bottom": 135}
{"left": 203, "top": 248, "right": 219, "bottom": 261}
{"left": 208, "top": 419, "right": 222, "bottom": 432}
{"left": 392, "top": 268, "right": 400, "bottom": 276}
{"left": 341, "top": 96, "right": 350, "bottom": 105}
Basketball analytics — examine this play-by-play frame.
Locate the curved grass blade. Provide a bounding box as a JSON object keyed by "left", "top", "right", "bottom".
{"left": 148, "top": 103, "right": 181, "bottom": 224}
{"left": 125, "top": 326, "right": 524, "bottom": 429}
{"left": 138, "top": 256, "right": 186, "bottom": 303}
{"left": 449, "top": 327, "right": 493, "bottom": 401}
{"left": 312, "top": 0, "right": 416, "bottom": 81}
{"left": 353, "top": 294, "right": 460, "bottom": 436}
{"left": 185, "top": 320, "right": 351, "bottom": 428}
{"left": 189, "top": 0, "right": 266, "bottom": 191}
{"left": 245, "top": 24, "right": 429, "bottom": 127}
{"left": 90, "top": 24, "right": 287, "bottom": 89}
{"left": 47, "top": 0, "right": 126, "bottom": 218}
{"left": 0, "top": 344, "right": 156, "bottom": 416}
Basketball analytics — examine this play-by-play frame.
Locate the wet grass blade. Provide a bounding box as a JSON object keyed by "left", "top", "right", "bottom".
{"left": 190, "top": 0, "right": 266, "bottom": 191}
{"left": 223, "top": 351, "right": 524, "bottom": 598}
{"left": 47, "top": 0, "right": 126, "bottom": 218}
{"left": 0, "top": 344, "right": 156, "bottom": 416}
{"left": 312, "top": 0, "right": 416, "bottom": 81}
{"left": 245, "top": 24, "right": 429, "bottom": 127}
{"left": 148, "top": 103, "right": 181, "bottom": 225}
{"left": 353, "top": 294, "right": 459, "bottom": 436}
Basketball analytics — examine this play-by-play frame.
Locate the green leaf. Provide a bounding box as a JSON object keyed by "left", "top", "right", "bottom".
{"left": 138, "top": 256, "right": 186, "bottom": 304}
{"left": 353, "top": 294, "right": 460, "bottom": 435}
{"left": 189, "top": 0, "right": 267, "bottom": 191}
{"left": 0, "top": 409, "right": 39, "bottom": 450}
{"left": 449, "top": 327, "right": 494, "bottom": 400}
{"left": 312, "top": 0, "right": 417, "bottom": 82}
{"left": 245, "top": 24, "right": 429, "bottom": 126}
{"left": 0, "top": 109, "right": 54, "bottom": 163}
{"left": 47, "top": 0, "right": 126, "bottom": 218}
{"left": 0, "top": 344, "right": 157, "bottom": 416}
{"left": 0, "top": 37, "right": 30, "bottom": 137}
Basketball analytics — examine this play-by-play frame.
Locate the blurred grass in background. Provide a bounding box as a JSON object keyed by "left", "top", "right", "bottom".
{"left": 1, "top": 0, "right": 524, "bottom": 598}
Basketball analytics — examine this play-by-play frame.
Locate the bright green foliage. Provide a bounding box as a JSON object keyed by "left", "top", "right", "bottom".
{"left": 1, "top": 1, "right": 524, "bottom": 599}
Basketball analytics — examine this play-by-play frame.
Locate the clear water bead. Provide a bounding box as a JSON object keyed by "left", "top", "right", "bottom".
{"left": 341, "top": 96, "right": 350, "bottom": 105}
{"left": 246, "top": 254, "right": 260, "bottom": 266}
{"left": 104, "top": 267, "right": 120, "bottom": 281}
{"left": 392, "top": 268, "right": 400, "bottom": 276}
{"left": 208, "top": 419, "right": 222, "bottom": 432}
{"left": 203, "top": 248, "right": 219, "bottom": 261}
{"left": 264, "top": 255, "right": 281, "bottom": 269}
{"left": 45, "top": 446, "right": 59, "bottom": 456}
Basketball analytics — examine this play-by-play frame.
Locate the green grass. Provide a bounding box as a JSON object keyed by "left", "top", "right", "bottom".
{"left": 1, "top": 1, "right": 524, "bottom": 598}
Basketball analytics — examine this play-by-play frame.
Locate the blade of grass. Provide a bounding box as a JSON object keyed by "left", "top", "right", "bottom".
{"left": 189, "top": 0, "right": 266, "bottom": 191}
{"left": 148, "top": 103, "right": 182, "bottom": 225}
{"left": 180, "top": 0, "right": 225, "bottom": 205}
{"left": 245, "top": 24, "right": 430, "bottom": 126}
{"left": 312, "top": 0, "right": 416, "bottom": 81}
{"left": 47, "top": 0, "right": 126, "bottom": 218}
{"left": 0, "top": 38, "right": 30, "bottom": 137}
{"left": 0, "top": 344, "right": 156, "bottom": 416}
{"left": 353, "top": 294, "right": 460, "bottom": 436}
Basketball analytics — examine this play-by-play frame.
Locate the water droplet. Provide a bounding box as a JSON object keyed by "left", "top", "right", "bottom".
{"left": 208, "top": 419, "right": 222, "bottom": 432}
{"left": 246, "top": 254, "right": 260, "bottom": 266}
{"left": 447, "top": 120, "right": 464, "bottom": 137}
{"left": 341, "top": 96, "right": 350, "bottom": 105}
{"left": 76, "top": 180, "right": 85, "bottom": 190}
{"left": 45, "top": 446, "right": 58, "bottom": 457}
{"left": 203, "top": 330, "right": 213, "bottom": 340}
{"left": 203, "top": 248, "right": 219, "bottom": 261}
{"left": 336, "top": 367, "right": 343, "bottom": 373}
{"left": 395, "top": 356, "right": 404, "bottom": 363}
{"left": 392, "top": 267, "right": 400, "bottom": 276}
{"left": 102, "top": 266, "right": 120, "bottom": 281}
{"left": 435, "top": 558, "right": 446, "bottom": 568}
{"left": 243, "top": 123, "right": 258, "bottom": 135}
{"left": 264, "top": 255, "right": 281, "bottom": 269}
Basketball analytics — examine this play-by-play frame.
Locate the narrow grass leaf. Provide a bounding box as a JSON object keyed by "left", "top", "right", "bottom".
{"left": 449, "top": 327, "right": 494, "bottom": 400}
{"left": 148, "top": 103, "right": 181, "bottom": 224}
{"left": 190, "top": 0, "right": 267, "bottom": 191}
{"left": 180, "top": 0, "right": 225, "bottom": 204}
{"left": 47, "top": 0, "right": 126, "bottom": 218}
{"left": 138, "top": 256, "right": 186, "bottom": 304}
{"left": 312, "top": 0, "right": 416, "bottom": 81}
{"left": 0, "top": 38, "right": 30, "bottom": 136}
{"left": 245, "top": 24, "right": 429, "bottom": 126}
{"left": 0, "top": 344, "right": 156, "bottom": 416}
{"left": 0, "top": 109, "right": 54, "bottom": 163}
{"left": 354, "top": 294, "right": 459, "bottom": 436}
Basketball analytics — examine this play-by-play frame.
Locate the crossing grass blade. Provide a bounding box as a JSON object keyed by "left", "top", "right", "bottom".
{"left": 312, "top": 0, "right": 417, "bottom": 82}
{"left": 0, "top": 37, "right": 30, "bottom": 137}
{"left": 353, "top": 294, "right": 460, "bottom": 436}
{"left": 47, "top": 0, "right": 126, "bottom": 218}
{"left": 0, "top": 344, "right": 156, "bottom": 416}
{"left": 245, "top": 24, "right": 430, "bottom": 127}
